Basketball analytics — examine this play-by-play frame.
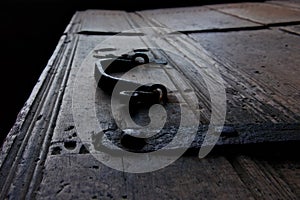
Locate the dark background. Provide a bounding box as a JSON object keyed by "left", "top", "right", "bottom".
{"left": 0, "top": 0, "right": 260, "bottom": 144}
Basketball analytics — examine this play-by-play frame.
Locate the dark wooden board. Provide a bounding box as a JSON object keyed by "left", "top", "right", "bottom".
{"left": 208, "top": 2, "right": 300, "bottom": 25}
{"left": 33, "top": 33, "right": 254, "bottom": 199}
{"left": 189, "top": 28, "right": 300, "bottom": 121}
{"left": 76, "top": 10, "right": 138, "bottom": 34}
{"left": 1, "top": 2, "right": 300, "bottom": 199}
{"left": 268, "top": 0, "right": 300, "bottom": 10}
{"left": 137, "top": 6, "right": 260, "bottom": 32}
{"left": 37, "top": 155, "right": 255, "bottom": 199}
{"left": 281, "top": 24, "right": 300, "bottom": 35}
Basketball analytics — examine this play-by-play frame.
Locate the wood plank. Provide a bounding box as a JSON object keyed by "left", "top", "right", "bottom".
{"left": 138, "top": 6, "right": 260, "bottom": 32}
{"left": 77, "top": 10, "right": 138, "bottom": 34}
{"left": 267, "top": 1, "right": 300, "bottom": 10}
{"left": 134, "top": 15, "right": 300, "bottom": 144}
{"left": 0, "top": 34, "right": 79, "bottom": 199}
{"left": 36, "top": 32, "right": 254, "bottom": 199}
{"left": 125, "top": 156, "right": 254, "bottom": 199}
{"left": 268, "top": 159, "right": 300, "bottom": 197}
{"left": 229, "top": 156, "right": 298, "bottom": 199}
{"left": 37, "top": 154, "right": 254, "bottom": 199}
{"left": 48, "top": 35, "right": 111, "bottom": 157}
{"left": 1, "top": 6, "right": 300, "bottom": 199}
{"left": 189, "top": 29, "right": 300, "bottom": 124}
{"left": 37, "top": 154, "right": 127, "bottom": 199}
{"left": 281, "top": 24, "right": 300, "bottom": 35}
{"left": 208, "top": 2, "right": 300, "bottom": 25}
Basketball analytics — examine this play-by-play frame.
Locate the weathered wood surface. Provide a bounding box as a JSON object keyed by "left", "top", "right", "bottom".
{"left": 268, "top": 0, "right": 300, "bottom": 10}
{"left": 137, "top": 6, "right": 260, "bottom": 32}
{"left": 189, "top": 28, "right": 300, "bottom": 123}
{"left": 281, "top": 24, "right": 300, "bottom": 35}
{"left": 0, "top": 1, "right": 300, "bottom": 199}
{"left": 76, "top": 10, "right": 139, "bottom": 34}
{"left": 208, "top": 2, "right": 300, "bottom": 25}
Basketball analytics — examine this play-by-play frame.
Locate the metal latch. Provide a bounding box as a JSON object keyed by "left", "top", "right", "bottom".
{"left": 94, "top": 50, "right": 168, "bottom": 106}
{"left": 94, "top": 50, "right": 169, "bottom": 150}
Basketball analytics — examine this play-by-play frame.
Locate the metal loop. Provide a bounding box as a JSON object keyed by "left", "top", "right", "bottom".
{"left": 95, "top": 52, "right": 168, "bottom": 105}
{"left": 149, "top": 84, "right": 168, "bottom": 104}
